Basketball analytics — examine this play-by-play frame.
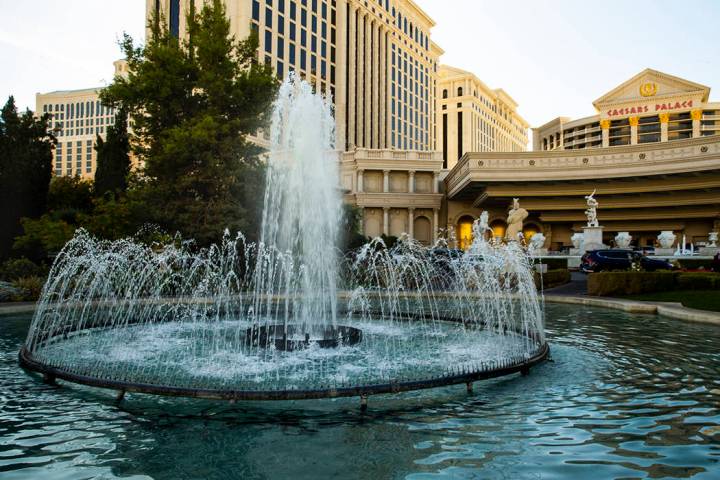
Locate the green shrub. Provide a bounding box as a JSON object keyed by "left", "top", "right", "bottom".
{"left": 588, "top": 271, "right": 720, "bottom": 296}
{"left": 10, "top": 276, "right": 45, "bottom": 302}
{"left": 533, "top": 257, "right": 568, "bottom": 270}
{"left": 676, "top": 273, "right": 720, "bottom": 290}
{"left": 0, "top": 257, "right": 45, "bottom": 281}
{"left": 536, "top": 269, "right": 571, "bottom": 289}
{"left": 588, "top": 271, "right": 678, "bottom": 296}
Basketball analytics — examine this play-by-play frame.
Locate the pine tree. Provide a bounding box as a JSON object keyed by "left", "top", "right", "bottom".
{"left": 94, "top": 107, "right": 130, "bottom": 197}
{"left": 101, "top": 0, "right": 278, "bottom": 245}
{"left": 0, "top": 96, "right": 55, "bottom": 259}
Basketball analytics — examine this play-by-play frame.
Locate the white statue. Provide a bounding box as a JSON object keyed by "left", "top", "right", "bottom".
{"left": 615, "top": 232, "right": 632, "bottom": 249}
{"left": 657, "top": 231, "right": 676, "bottom": 249}
{"left": 529, "top": 233, "right": 546, "bottom": 252}
{"left": 472, "top": 212, "right": 489, "bottom": 239}
{"left": 505, "top": 198, "right": 529, "bottom": 242}
{"left": 584, "top": 190, "right": 599, "bottom": 228}
{"left": 571, "top": 232, "right": 584, "bottom": 249}
{"left": 708, "top": 231, "right": 718, "bottom": 248}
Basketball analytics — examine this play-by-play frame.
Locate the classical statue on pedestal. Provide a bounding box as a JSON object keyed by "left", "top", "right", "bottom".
{"left": 585, "top": 190, "right": 599, "bottom": 227}
{"left": 505, "top": 198, "right": 528, "bottom": 242}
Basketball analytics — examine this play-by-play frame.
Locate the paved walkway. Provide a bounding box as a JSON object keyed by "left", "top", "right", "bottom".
{"left": 543, "top": 271, "right": 587, "bottom": 296}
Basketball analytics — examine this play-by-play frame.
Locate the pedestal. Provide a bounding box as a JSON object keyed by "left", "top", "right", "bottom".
{"left": 699, "top": 247, "right": 719, "bottom": 256}
{"left": 655, "top": 248, "right": 675, "bottom": 256}
{"left": 530, "top": 248, "right": 548, "bottom": 257}
{"left": 582, "top": 226, "right": 605, "bottom": 253}
{"left": 569, "top": 248, "right": 583, "bottom": 256}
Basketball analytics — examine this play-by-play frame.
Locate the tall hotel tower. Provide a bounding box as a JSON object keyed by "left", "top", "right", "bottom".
{"left": 148, "top": 0, "right": 442, "bottom": 152}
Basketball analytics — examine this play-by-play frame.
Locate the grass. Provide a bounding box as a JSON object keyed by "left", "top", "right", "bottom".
{"left": 621, "top": 290, "right": 720, "bottom": 312}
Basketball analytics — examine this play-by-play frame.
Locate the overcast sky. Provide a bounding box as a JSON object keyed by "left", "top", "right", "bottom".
{"left": 2, "top": 0, "right": 719, "bottom": 128}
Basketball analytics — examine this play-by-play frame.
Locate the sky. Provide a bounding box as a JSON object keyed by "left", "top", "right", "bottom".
{"left": 2, "top": 0, "right": 720, "bottom": 128}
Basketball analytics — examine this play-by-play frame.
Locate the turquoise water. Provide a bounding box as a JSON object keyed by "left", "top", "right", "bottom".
{"left": 2, "top": 304, "right": 719, "bottom": 479}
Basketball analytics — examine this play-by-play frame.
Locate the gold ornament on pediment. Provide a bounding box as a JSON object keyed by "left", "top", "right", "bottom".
{"left": 639, "top": 82, "right": 658, "bottom": 97}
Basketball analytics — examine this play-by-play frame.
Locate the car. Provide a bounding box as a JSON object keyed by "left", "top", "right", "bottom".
{"left": 713, "top": 252, "right": 720, "bottom": 273}
{"left": 580, "top": 249, "right": 674, "bottom": 273}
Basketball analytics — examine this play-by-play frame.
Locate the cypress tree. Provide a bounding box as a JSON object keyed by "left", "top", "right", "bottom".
{"left": 101, "top": 0, "right": 278, "bottom": 245}
{"left": 94, "top": 107, "right": 130, "bottom": 197}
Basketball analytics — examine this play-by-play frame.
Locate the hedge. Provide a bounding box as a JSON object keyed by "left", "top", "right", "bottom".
{"left": 535, "top": 269, "right": 571, "bottom": 290}
{"left": 588, "top": 271, "right": 720, "bottom": 296}
{"left": 672, "top": 258, "right": 717, "bottom": 271}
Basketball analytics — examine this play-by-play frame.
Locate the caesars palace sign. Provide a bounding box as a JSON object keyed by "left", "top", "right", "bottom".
{"left": 602, "top": 81, "right": 700, "bottom": 118}
{"left": 604, "top": 99, "right": 695, "bottom": 118}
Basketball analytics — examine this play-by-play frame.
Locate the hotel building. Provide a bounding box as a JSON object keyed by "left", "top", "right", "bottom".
{"left": 35, "top": 60, "right": 130, "bottom": 178}
{"left": 446, "top": 69, "right": 720, "bottom": 251}
{"left": 437, "top": 65, "right": 528, "bottom": 170}
{"left": 149, "top": 0, "right": 441, "bottom": 152}
{"left": 534, "top": 69, "right": 720, "bottom": 151}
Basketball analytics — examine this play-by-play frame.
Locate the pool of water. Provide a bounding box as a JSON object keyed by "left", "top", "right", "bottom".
{"left": 1, "top": 304, "right": 719, "bottom": 479}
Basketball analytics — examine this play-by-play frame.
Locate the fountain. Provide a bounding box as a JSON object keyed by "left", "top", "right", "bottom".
{"left": 19, "top": 76, "right": 548, "bottom": 406}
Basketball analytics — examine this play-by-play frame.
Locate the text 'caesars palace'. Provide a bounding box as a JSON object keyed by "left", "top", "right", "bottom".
{"left": 37, "top": 0, "right": 720, "bottom": 252}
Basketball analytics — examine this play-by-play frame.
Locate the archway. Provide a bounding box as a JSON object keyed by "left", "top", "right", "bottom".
{"left": 489, "top": 219, "right": 507, "bottom": 242}
{"left": 456, "top": 215, "right": 475, "bottom": 250}
{"left": 414, "top": 216, "right": 432, "bottom": 245}
{"left": 523, "top": 222, "right": 541, "bottom": 242}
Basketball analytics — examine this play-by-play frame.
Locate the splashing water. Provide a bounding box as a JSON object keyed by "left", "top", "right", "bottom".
{"left": 21, "top": 76, "right": 546, "bottom": 396}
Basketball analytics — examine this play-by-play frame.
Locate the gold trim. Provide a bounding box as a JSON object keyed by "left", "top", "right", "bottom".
{"left": 628, "top": 116, "right": 639, "bottom": 127}
{"left": 659, "top": 113, "right": 670, "bottom": 123}
{"left": 600, "top": 119, "right": 611, "bottom": 129}
{"left": 691, "top": 109, "right": 703, "bottom": 121}
{"left": 639, "top": 82, "right": 658, "bottom": 97}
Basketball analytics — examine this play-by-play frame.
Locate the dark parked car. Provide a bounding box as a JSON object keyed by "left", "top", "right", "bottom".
{"left": 713, "top": 252, "right": 720, "bottom": 273}
{"left": 580, "top": 249, "right": 674, "bottom": 273}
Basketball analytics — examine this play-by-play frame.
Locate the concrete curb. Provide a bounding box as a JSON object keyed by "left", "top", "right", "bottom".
{"left": 544, "top": 294, "right": 720, "bottom": 326}
{"left": 0, "top": 302, "right": 37, "bottom": 316}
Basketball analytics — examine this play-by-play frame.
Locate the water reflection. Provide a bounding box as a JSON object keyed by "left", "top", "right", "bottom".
{"left": 1, "top": 305, "right": 719, "bottom": 479}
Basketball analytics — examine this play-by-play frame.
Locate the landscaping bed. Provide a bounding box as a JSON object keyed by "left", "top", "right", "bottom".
{"left": 588, "top": 271, "right": 720, "bottom": 297}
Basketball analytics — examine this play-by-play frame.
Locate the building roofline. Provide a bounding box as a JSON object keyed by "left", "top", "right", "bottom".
{"left": 405, "top": 0, "right": 436, "bottom": 27}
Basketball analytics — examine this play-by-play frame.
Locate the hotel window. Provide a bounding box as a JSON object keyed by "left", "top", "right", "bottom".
{"left": 289, "top": 43, "right": 296, "bottom": 63}
{"left": 278, "top": 15, "right": 284, "bottom": 34}
{"left": 279, "top": 0, "right": 285, "bottom": 13}
{"left": 169, "top": 0, "right": 180, "bottom": 37}
{"left": 442, "top": 89, "right": 447, "bottom": 99}
{"left": 290, "top": 1, "right": 296, "bottom": 18}
{"left": 265, "top": 30, "right": 272, "bottom": 53}
{"left": 290, "top": 22, "right": 296, "bottom": 40}
{"left": 265, "top": 7, "right": 273, "bottom": 27}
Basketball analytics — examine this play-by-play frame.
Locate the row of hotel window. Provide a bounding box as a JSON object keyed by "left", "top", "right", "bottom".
{"left": 54, "top": 140, "right": 94, "bottom": 175}
{"left": 43, "top": 101, "right": 116, "bottom": 118}
{"left": 543, "top": 111, "right": 720, "bottom": 150}
{"left": 252, "top": 0, "right": 429, "bottom": 51}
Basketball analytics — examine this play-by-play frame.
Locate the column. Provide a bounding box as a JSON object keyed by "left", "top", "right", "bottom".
{"left": 629, "top": 116, "right": 639, "bottom": 145}
{"left": 383, "top": 207, "right": 389, "bottom": 235}
{"left": 357, "top": 169, "right": 364, "bottom": 193}
{"left": 335, "top": 0, "right": 348, "bottom": 150}
{"left": 356, "top": 12, "right": 364, "bottom": 147}
{"left": 358, "top": 206, "right": 365, "bottom": 236}
{"left": 383, "top": 169, "right": 390, "bottom": 193}
{"left": 378, "top": 25, "right": 386, "bottom": 149}
{"left": 408, "top": 171, "right": 415, "bottom": 193}
{"left": 600, "top": 119, "right": 610, "bottom": 148}
{"left": 408, "top": 208, "right": 415, "bottom": 238}
{"left": 347, "top": 5, "right": 357, "bottom": 149}
{"left": 433, "top": 172, "right": 439, "bottom": 194}
{"left": 385, "top": 33, "right": 392, "bottom": 148}
{"left": 433, "top": 209, "right": 439, "bottom": 242}
{"left": 691, "top": 109, "right": 702, "bottom": 138}
{"left": 372, "top": 22, "right": 380, "bottom": 149}
{"left": 364, "top": 17, "right": 372, "bottom": 150}
{"left": 659, "top": 113, "right": 669, "bottom": 142}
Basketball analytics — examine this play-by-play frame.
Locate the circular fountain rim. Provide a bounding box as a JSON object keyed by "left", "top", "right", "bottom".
{"left": 18, "top": 338, "right": 549, "bottom": 401}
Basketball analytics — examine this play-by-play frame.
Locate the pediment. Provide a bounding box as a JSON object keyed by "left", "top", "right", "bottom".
{"left": 593, "top": 69, "right": 709, "bottom": 108}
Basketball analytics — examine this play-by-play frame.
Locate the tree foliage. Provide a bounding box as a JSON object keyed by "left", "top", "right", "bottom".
{"left": 94, "top": 107, "right": 130, "bottom": 196}
{"left": 101, "top": 0, "right": 278, "bottom": 245}
{"left": 0, "top": 96, "right": 55, "bottom": 260}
